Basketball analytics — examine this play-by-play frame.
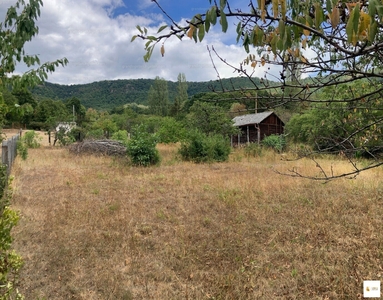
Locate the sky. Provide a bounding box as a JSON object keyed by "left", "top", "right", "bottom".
{"left": 0, "top": 0, "right": 280, "bottom": 85}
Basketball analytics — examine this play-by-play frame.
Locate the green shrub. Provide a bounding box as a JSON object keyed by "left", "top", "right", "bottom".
{"left": 126, "top": 125, "right": 160, "bottom": 166}
{"left": 17, "top": 131, "right": 42, "bottom": 160}
{"left": 262, "top": 134, "right": 286, "bottom": 152}
{"left": 0, "top": 173, "right": 23, "bottom": 300}
{"left": 55, "top": 128, "right": 75, "bottom": 146}
{"left": 111, "top": 130, "right": 129, "bottom": 144}
{"left": 21, "top": 131, "right": 41, "bottom": 148}
{"left": 179, "top": 130, "right": 231, "bottom": 163}
{"left": 156, "top": 117, "right": 187, "bottom": 143}
{"left": 69, "top": 127, "right": 86, "bottom": 142}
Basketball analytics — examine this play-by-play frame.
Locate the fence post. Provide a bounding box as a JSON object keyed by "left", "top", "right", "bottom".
{"left": 1, "top": 134, "right": 20, "bottom": 176}
{"left": 2, "top": 140, "right": 9, "bottom": 175}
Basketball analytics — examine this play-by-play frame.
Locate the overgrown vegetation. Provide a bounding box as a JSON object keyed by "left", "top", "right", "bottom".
{"left": 126, "top": 125, "right": 160, "bottom": 166}
{"left": 10, "top": 144, "right": 383, "bottom": 299}
{"left": 17, "top": 131, "right": 42, "bottom": 160}
{"left": 0, "top": 167, "right": 23, "bottom": 300}
{"left": 179, "top": 130, "right": 231, "bottom": 163}
{"left": 262, "top": 134, "right": 286, "bottom": 153}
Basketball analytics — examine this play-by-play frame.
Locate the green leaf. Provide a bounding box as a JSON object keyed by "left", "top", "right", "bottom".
{"left": 220, "top": 12, "right": 228, "bottom": 33}
{"left": 209, "top": 6, "right": 217, "bottom": 25}
{"left": 157, "top": 25, "right": 168, "bottom": 33}
{"left": 346, "top": 3, "right": 360, "bottom": 45}
{"left": 131, "top": 35, "right": 137, "bottom": 42}
{"left": 278, "top": 19, "right": 285, "bottom": 40}
{"left": 368, "top": 20, "right": 378, "bottom": 42}
{"left": 236, "top": 22, "right": 242, "bottom": 43}
{"left": 243, "top": 32, "right": 250, "bottom": 53}
{"left": 368, "top": 0, "right": 377, "bottom": 17}
{"left": 205, "top": 11, "right": 211, "bottom": 32}
{"left": 271, "top": 34, "right": 278, "bottom": 54}
{"left": 198, "top": 23, "right": 205, "bottom": 42}
{"left": 220, "top": 0, "right": 227, "bottom": 10}
{"left": 284, "top": 27, "right": 292, "bottom": 49}
{"left": 136, "top": 25, "right": 143, "bottom": 34}
{"left": 314, "top": 3, "right": 324, "bottom": 29}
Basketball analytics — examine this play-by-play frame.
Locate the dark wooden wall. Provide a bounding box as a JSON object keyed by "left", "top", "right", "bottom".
{"left": 231, "top": 114, "right": 284, "bottom": 145}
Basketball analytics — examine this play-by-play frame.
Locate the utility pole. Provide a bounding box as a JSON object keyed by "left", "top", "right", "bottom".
{"left": 255, "top": 93, "right": 258, "bottom": 114}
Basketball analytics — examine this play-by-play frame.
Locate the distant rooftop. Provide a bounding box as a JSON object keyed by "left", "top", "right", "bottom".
{"left": 232, "top": 111, "right": 274, "bottom": 127}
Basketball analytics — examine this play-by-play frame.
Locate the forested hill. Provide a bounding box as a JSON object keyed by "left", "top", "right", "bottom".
{"left": 31, "top": 77, "right": 264, "bottom": 110}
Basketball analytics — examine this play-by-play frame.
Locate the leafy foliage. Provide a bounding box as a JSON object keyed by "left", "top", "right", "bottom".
{"left": 55, "top": 128, "right": 75, "bottom": 146}
{"left": 0, "top": 1, "right": 67, "bottom": 298}
{"left": 17, "top": 130, "right": 42, "bottom": 160}
{"left": 126, "top": 125, "right": 160, "bottom": 166}
{"left": 287, "top": 82, "right": 383, "bottom": 158}
{"left": 0, "top": 172, "right": 23, "bottom": 300}
{"left": 187, "top": 101, "right": 238, "bottom": 137}
{"left": 179, "top": 130, "right": 231, "bottom": 163}
{"left": 155, "top": 117, "right": 187, "bottom": 143}
{"left": 148, "top": 76, "right": 170, "bottom": 116}
{"left": 262, "top": 134, "right": 286, "bottom": 153}
{"left": 111, "top": 130, "right": 129, "bottom": 144}
{"left": 133, "top": 0, "right": 383, "bottom": 179}
{"left": 0, "top": 0, "right": 68, "bottom": 91}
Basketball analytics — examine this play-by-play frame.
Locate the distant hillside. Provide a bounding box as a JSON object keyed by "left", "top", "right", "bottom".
{"left": 31, "top": 77, "right": 265, "bottom": 110}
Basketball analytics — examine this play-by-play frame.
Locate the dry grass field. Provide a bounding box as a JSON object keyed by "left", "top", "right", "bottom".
{"left": 9, "top": 143, "right": 383, "bottom": 299}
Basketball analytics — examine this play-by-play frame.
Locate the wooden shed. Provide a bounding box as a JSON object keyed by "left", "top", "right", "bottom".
{"left": 231, "top": 111, "right": 284, "bottom": 146}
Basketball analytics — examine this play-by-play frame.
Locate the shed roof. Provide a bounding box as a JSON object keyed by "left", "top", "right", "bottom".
{"left": 232, "top": 111, "right": 275, "bottom": 127}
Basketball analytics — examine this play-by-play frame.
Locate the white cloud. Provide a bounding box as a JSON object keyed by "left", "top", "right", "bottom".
{"left": 1, "top": 0, "right": 279, "bottom": 85}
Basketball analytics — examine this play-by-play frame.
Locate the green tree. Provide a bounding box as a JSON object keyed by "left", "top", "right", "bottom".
{"left": 147, "top": 76, "right": 169, "bottom": 116}
{"left": 32, "top": 99, "right": 69, "bottom": 130}
{"left": 134, "top": 0, "right": 383, "bottom": 179}
{"left": 65, "top": 97, "right": 86, "bottom": 125}
{"left": 287, "top": 81, "right": 383, "bottom": 157}
{"left": 171, "top": 73, "right": 188, "bottom": 118}
{"left": 187, "top": 101, "right": 238, "bottom": 137}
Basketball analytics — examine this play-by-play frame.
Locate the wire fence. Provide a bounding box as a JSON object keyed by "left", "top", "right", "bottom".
{"left": 2, "top": 133, "right": 21, "bottom": 176}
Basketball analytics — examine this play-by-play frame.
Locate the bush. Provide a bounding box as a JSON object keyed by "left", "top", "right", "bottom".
{"left": 179, "top": 130, "right": 231, "bottom": 163}
{"left": 126, "top": 125, "right": 160, "bottom": 166}
{"left": 111, "top": 130, "right": 129, "bottom": 144}
{"left": 17, "top": 131, "right": 42, "bottom": 160}
{"left": 0, "top": 171, "right": 23, "bottom": 300}
{"left": 55, "top": 128, "right": 75, "bottom": 146}
{"left": 21, "top": 131, "right": 41, "bottom": 148}
{"left": 262, "top": 134, "right": 286, "bottom": 152}
{"left": 69, "top": 127, "right": 87, "bottom": 142}
{"left": 156, "top": 117, "right": 187, "bottom": 143}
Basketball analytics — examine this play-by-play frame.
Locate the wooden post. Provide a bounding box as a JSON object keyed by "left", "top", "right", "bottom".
{"left": 2, "top": 140, "right": 8, "bottom": 174}
{"left": 247, "top": 125, "right": 250, "bottom": 144}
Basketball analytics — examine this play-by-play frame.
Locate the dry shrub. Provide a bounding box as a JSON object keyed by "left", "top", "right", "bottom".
{"left": 9, "top": 145, "right": 383, "bottom": 299}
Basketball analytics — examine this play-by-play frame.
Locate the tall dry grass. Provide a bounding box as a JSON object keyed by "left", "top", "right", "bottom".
{"left": 9, "top": 144, "right": 383, "bottom": 299}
